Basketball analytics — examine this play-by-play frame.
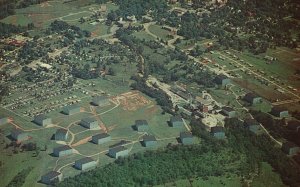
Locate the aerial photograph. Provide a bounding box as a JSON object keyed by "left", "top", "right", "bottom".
{"left": 0, "top": 0, "right": 300, "bottom": 186}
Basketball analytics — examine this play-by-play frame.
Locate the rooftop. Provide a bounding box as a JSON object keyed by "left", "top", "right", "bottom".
{"left": 63, "top": 104, "right": 80, "bottom": 111}
{"left": 222, "top": 106, "right": 235, "bottom": 112}
{"left": 42, "top": 171, "right": 61, "bottom": 179}
{"left": 92, "top": 133, "right": 110, "bottom": 140}
{"left": 75, "top": 157, "right": 95, "bottom": 165}
{"left": 170, "top": 116, "right": 183, "bottom": 122}
{"left": 55, "top": 128, "right": 68, "bottom": 135}
{"left": 110, "top": 146, "right": 127, "bottom": 153}
{"left": 180, "top": 132, "right": 193, "bottom": 138}
{"left": 211, "top": 126, "right": 224, "bottom": 133}
{"left": 135, "top": 120, "right": 148, "bottom": 126}
{"left": 11, "top": 128, "right": 24, "bottom": 136}
{"left": 34, "top": 114, "right": 50, "bottom": 121}
{"left": 82, "top": 117, "right": 97, "bottom": 124}
{"left": 54, "top": 145, "right": 72, "bottom": 152}
{"left": 244, "top": 92, "right": 260, "bottom": 101}
{"left": 143, "top": 135, "right": 156, "bottom": 142}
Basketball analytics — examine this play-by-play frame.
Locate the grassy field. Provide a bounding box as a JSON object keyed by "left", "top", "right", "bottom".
{"left": 148, "top": 25, "right": 171, "bottom": 41}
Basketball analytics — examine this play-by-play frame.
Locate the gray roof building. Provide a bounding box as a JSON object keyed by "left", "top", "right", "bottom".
{"left": 0, "top": 115, "right": 9, "bottom": 126}
{"left": 180, "top": 132, "right": 193, "bottom": 145}
{"left": 243, "top": 93, "right": 262, "bottom": 105}
{"left": 142, "top": 135, "right": 157, "bottom": 147}
{"left": 214, "top": 74, "right": 230, "bottom": 86}
{"left": 282, "top": 142, "right": 300, "bottom": 156}
{"left": 34, "top": 114, "right": 52, "bottom": 126}
{"left": 92, "top": 133, "right": 111, "bottom": 144}
{"left": 92, "top": 96, "right": 110, "bottom": 106}
{"left": 41, "top": 171, "right": 62, "bottom": 185}
{"left": 53, "top": 145, "right": 73, "bottom": 157}
{"left": 244, "top": 118, "right": 261, "bottom": 134}
{"left": 170, "top": 116, "right": 184, "bottom": 127}
{"left": 271, "top": 107, "right": 289, "bottom": 118}
{"left": 81, "top": 117, "right": 99, "bottom": 129}
{"left": 11, "top": 129, "right": 28, "bottom": 142}
{"left": 62, "top": 104, "right": 80, "bottom": 115}
{"left": 54, "top": 129, "right": 68, "bottom": 141}
{"left": 109, "top": 146, "right": 129, "bottom": 159}
{"left": 211, "top": 126, "right": 225, "bottom": 139}
{"left": 221, "top": 107, "right": 236, "bottom": 118}
{"left": 75, "top": 157, "right": 97, "bottom": 171}
{"left": 135, "top": 120, "right": 149, "bottom": 131}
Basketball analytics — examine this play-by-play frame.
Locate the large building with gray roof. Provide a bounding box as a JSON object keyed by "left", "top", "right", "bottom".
{"left": 34, "top": 114, "right": 52, "bottom": 126}
{"left": 92, "top": 96, "right": 110, "bottom": 106}
{"left": 11, "top": 129, "right": 28, "bottom": 142}
{"left": 41, "top": 171, "right": 62, "bottom": 185}
{"left": 53, "top": 145, "right": 73, "bottom": 157}
{"left": 109, "top": 146, "right": 129, "bottom": 159}
{"left": 92, "top": 133, "right": 111, "bottom": 144}
{"left": 75, "top": 157, "right": 97, "bottom": 171}
{"left": 80, "top": 117, "right": 99, "bottom": 129}
{"left": 62, "top": 104, "right": 80, "bottom": 115}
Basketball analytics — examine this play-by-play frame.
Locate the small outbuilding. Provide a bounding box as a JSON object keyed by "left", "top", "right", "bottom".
{"left": 244, "top": 118, "right": 261, "bottom": 134}
{"left": 62, "top": 104, "right": 80, "bottom": 115}
{"left": 41, "top": 171, "right": 62, "bottom": 185}
{"left": 80, "top": 117, "right": 99, "bottom": 129}
{"left": 221, "top": 107, "right": 236, "bottom": 118}
{"left": 75, "top": 157, "right": 97, "bottom": 171}
{"left": 54, "top": 129, "right": 68, "bottom": 141}
{"left": 134, "top": 120, "right": 149, "bottom": 132}
{"left": 271, "top": 107, "right": 289, "bottom": 118}
{"left": 11, "top": 129, "right": 28, "bottom": 142}
{"left": 92, "top": 133, "right": 111, "bottom": 144}
{"left": 170, "top": 116, "right": 184, "bottom": 128}
{"left": 243, "top": 93, "right": 262, "bottom": 105}
{"left": 92, "top": 96, "right": 110, "bottom": 106}
{"left": 34, "top": 114, "right": 52, "bottom": 126}
{"left": 281, "top": 142, "right": 300, "bottom": 156}
{"left": 53, "top": 145, "right": 73, "bottom": 157}
{"left": 142, "top": 135, "right": 157, "bottom": 147}
{"left": 0, "top": 115, "right": 9, "bottom": 126}
{"left": 214, "top": 74, "right": 230, "bottom": 87}
{"left": 109, "top": 146, "right": 129, "bottom": 159}
{"left": 211, "top": 126, "right": 225, "bottom": 139}
{"left": 180, "top": 132, "right": 193, "bottom": 145}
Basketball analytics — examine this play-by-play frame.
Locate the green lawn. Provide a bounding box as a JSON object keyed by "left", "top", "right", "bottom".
{"left": 148, "top": 24, "right": 170, "bottom": 41}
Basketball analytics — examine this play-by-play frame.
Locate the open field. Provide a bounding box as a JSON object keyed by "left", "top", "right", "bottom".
{"left": 148, "top": 25, "right": 171, "bottom": 41}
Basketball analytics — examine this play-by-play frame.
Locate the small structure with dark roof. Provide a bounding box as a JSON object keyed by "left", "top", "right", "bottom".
{"left": 62, "top": 104, "right": 80, "bottom": 115}
{"left": 134, "top": 120, "right": 149, "bottom": 132}
{"left": 80, "top": 117, "right": 99, "bottom": 129}
{"left": 142, "top": 135, "right": 157, "bottom": 147}
{"left": 221, "top": 107, "right": 236, "bottom": 118}
{"left": 243, "top": 93, "right": 262, "bottom": 105}
{"left": 11, "top": 129, "right": 28, "bottom": 142}
{"left": 54, "top": 129, "right": 68, "bottom": 141}
{"left": 92, "top": 133, "right": 111, "bottom": 144}
{"left": 75, "top": 157, "right": 97, "bottom": 171}
{"left": 211, "top": 126, "right": 225, "bottom": 139}
{"left": 170, "top": 116, "right": 184, "bottom": 128}
{"left": 0, "top": 115, "right": 9, "bottom": 126}
{"left": 244, "top": 118, "right": 261, "bottom": 134}
{"left": 41, "top": 171, "right": 62, "bottom": 185}
{"left": 180, "top": 132, "right": 193, "bottom": 145}
{"left": 34, "top": 114, "right": 52, "bottom": 126}
{"left": 287, "top": 120, "right": 300, "bottom": 133}
{"left": 109, "top": 146, "right": 129, "bottom": 158}
{"left": 53, "top": 145, "right": 73, "bottom": 157}
{"left": 281, "top": 142, "right": 300, "bottom": 156}
{"left": 271, "top": 107, "right": 289, "bottom": 118}
{"left": 214, "top": 74, "right": 230, "bottom": 87}
{"left": 92, "top": 96, "right": 110, "bottom": 106}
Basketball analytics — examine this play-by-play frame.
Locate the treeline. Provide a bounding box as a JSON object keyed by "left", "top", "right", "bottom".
{"left": 6, "top": 167, "right": 33, "bottom": 187}
{"left": 130, "top": 75, "right": 173, "bottom": 114}
{"left": 57, "top": 141, "right": 243, "bottom": 187}
{"left": 0, "top": 0, "right": 47, "bottom": 19}
{"left": 108, "top": 0, "right": 169, "bottom": 20}
{"left": 0, "top": 22, "right": 26, "bottom": 38}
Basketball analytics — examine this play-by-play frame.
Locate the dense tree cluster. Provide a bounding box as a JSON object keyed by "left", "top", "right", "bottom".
{"left": 0, "top": 22, "right": 26, "bottom": 38}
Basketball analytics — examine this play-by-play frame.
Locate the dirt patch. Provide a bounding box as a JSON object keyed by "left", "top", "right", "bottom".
{"left": 112, "top": 91, "right": 151, "bottom": 111}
